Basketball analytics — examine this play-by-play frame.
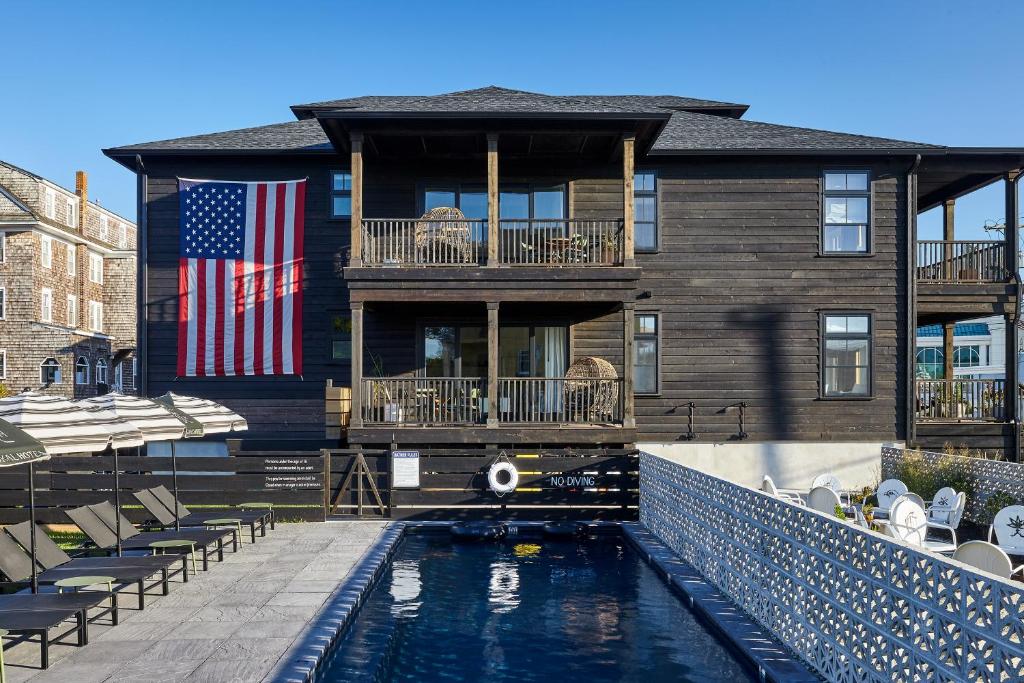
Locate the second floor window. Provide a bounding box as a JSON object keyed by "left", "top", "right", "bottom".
{"left": 88, "top": 300, "right": 103, "bottom": 332}
{"left": 634, "top": 313, "right": 660, "bottom": 394}
{"left": 822, "top": 313, "right": 872, "bottom": 397}
{"left": 44, "top": 188, "right": 56, "bottom": 219}
{"left": 954, "top": 345, "right": 982, "bottom": 368}
{"left": 99, "top": 215, "right": 109, "bottom": 241}
{"left": 330, "top": 171, "right": 352, "bottom": 219}
{"left": 89, "top": 253, "right": 103, "bottom": 283}
{"left": 634, "top": 171, "right": 657, "bottom": 252}
{"left": 67, "top": 245, "right": 76, "bottom": 277}
{"left": 67, "top": 294, "right": 77, "bottom": 327}
{"left": 916, "top": 347, "right": 943, "bottom": 379}
{"left": 40, "top": 288, "right": 53, "bottom": 323}
{"left": 40, "top": 235, "right": 52, "bottom": 268}
{"left": 119, "top": 223, "right": 127, "bottom": 248}
{"left": 823, "top": 171, "right": 870, "bottom": 254}
{"left": 66, "top": 198, "right": 77, "bottom": 228}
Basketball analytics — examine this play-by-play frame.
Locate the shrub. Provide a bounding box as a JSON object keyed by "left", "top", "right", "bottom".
{"left": 834, "top": 504, "right": 847, "bottom": 521}
{"left": 0, "top": 383, "right": 9, "bottom": 399}
{"left": 980, "top": 491, "right": 1018, "bottom": 526}
{"left": 892, "top": 450, "right": 976, "bottom": 504}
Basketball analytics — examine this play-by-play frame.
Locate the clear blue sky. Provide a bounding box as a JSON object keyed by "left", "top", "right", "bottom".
{"left": 2, "top": 1, "right": 1020, "bottom": 238}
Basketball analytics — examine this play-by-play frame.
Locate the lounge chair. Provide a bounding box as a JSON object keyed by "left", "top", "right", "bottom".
{"left": 988, "top": 504, "right": 1024, "bottom": 560}
{"left": 953, "top": 540, "right": 1024, "bottom": 579}
{"left": 810, "top": 473, "right": 850, "bottom": 505}
{"left": 886, "top": 495, "right": 957, "bottom": 555}
{"left": 870, "top": 478, "right": 909, "bottom": 521}
{"left": 137, "top": 485, "right": 272, "bottom": 544}
{"left": 0, "top": 600, "right": 96, "bottom": 670}
{"left": 807, "top": 486, "right": 842, "bottom": 515}
{"left": 67, "top": 503, "right": 232, "bottom": 572}
{"left": 760, "top": 475, "right": 804, "bottom": 505}
{"left": 1, "top": 522, "right": 183, "bottom": 608}
{"left": 924, "top": 487, "right": 966, "bottom": 547}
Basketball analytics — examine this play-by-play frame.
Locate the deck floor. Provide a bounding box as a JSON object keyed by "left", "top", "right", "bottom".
{"left": 3, "top": 521, "right": 388, "bottom": 683}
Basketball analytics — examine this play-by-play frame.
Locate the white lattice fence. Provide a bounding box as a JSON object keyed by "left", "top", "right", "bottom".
{"left": 881, "top": 446, "right": 1024, "bottom": 522}
{"left": 640, "top": 453, "right": 1024, "bottom": 683}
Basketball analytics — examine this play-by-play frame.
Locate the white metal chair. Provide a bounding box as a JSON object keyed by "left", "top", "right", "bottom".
{"left": 925, "top": 487, "right": 966, "bottom": 547}
{"left": 761, "top": 475, "right": 804, "bottom": 506}
{"left": 807, "top": 486, "right": 842, "bottom": 516}
{"left": 953, "top": 540, "right": 1024, "bottom": 579}
{"left": 988, "top": 504, "right": 1024, "bottom": 560}
{"left": 872, "top": 479, "right": 909, "bottom": 519}
{"left": 887, "top": 495, "right": 957, "bottom": 555}
{"left": 810, "top": 473, "right": 849, "bottom": 506}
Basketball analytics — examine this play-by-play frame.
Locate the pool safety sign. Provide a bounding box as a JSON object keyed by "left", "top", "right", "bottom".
{"left": 391, "top": 450, "right": 421, "bottom": 489}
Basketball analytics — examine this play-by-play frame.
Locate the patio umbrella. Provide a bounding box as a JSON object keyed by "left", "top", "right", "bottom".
{"left": 0, "top": 418, "right": 49, "bottom": 593}
{"left": 152, "top": 393, "right": 248, "bottom": 530}
{"left": 0, "top": 393, "right": 113, "bottom": 593}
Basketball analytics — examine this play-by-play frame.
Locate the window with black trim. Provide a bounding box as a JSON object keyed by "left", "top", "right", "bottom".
{"left": 822, "top": 171, "right": 870, "bottom": 254}
{"left": 40, "top": 357, "right": 61, "bottom": 384}
{"left": 330, "top": 313, "right": 352, "bottom": 361}
{"left": 330, "top": 171, "right": 352, "bottom": 219}
{"left": 634, "top": 171, "right": 657, "bottom": 252}
{"left": 822, "top": 313, "right": 871, "bottom": 397}
{"left": 634, "top": 313, "right": 659, "bottom": 394}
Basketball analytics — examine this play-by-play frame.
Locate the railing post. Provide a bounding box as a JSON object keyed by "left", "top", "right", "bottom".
{"left": 622, "top": 134, "right": 635, "bottom": 267}
{"left": 943, "top": 322, "right": 955, "bottom": 381}
{"left": 487, "top": 133, "right": 499, "bottom": 267}
{"left": 350, "top": 302, "right": 364, "bottom": 429}
{"left": 943, "top": 199, "right": 955, "bottom": 281}
{"left": 349, "top": 132, "right": 364, "bottom": 268}
{"left": 487, "top": 302, "right": 499, "bottom": 427}
{"left": 623, "top": 302, "right": 636, "bottom": 428}
{"left": 1005, "top": 172, "right": 1020, "bottom": 447}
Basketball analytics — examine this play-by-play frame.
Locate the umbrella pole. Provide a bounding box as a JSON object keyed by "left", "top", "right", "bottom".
{"left": 114, "top": 448, "right": 122, "bottom": 557}
{"left": 28, "top": 462, "right": 38, "bottom": 594}
{"left": 171, "top": 441, "right": 180, "bottom": 531}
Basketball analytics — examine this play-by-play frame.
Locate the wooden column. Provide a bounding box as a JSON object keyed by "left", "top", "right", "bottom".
{"left": 622, "top": 302, "right": 636, "bottom": 428}
{"left": 349, "top": 132, "right": 364, "bottom": 267}
{"left": 349, "top": 302, "right": 364, "bottom": 429}
{"left": 942, "top": 199, "right": 955, "bottom": 281}
{"left": 1005, "top": 172, "right": 1020, "bottom": 435}
{"left": 622, "top": 134, "right": 635, "bottom": 267}
{"left": 943, "top": 322, "right": 955, "bottom": 381}
{"left": 487, "top": 302, "right": 499, "bottom": 427}
{"left": 487, "top": 134, "right": 499, "bottom": 266}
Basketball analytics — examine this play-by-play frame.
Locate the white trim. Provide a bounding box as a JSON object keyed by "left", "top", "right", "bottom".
{"left": 66, "top": 196, "right": 77, "bottom": 229}
{"left": 0, "top": 221, "right": 132, "bottom": 256}
{"left": 75, "top": 356, "right": 90, "bottom": 385}
{"left": 40, "top": 234, "right": 52, "bottom": 268}
{"left": 40, "top": 287, "right": 53, "bottom": 323}
{"left": 88, "top": 300, "right": 103, "bottom": 332}
{"left": 66, "top": 243, "right": 76, "bottom": 277}
{"left": 67, "top": 293, "right": 77, "bottom": 327}
{"left": 88, "top": 252, "right": 103, "bottom": 284}
{"left": 95, "top": 357, "right": 108, "bottom": 385}
{"left": 99, "top": 214, "right": 109, "bottom": 241}
{"left": 44, "top": 186, "right": 56, "bottom": 220}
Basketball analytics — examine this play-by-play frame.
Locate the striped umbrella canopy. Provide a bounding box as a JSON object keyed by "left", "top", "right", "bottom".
{"left": 72, "top": 403, "right": 145, "bottom": 450}
{"left": 0, "top": 392, "right": 113, "bottom": 455}
{"left": 78, "top": 392, "right": 190, "bottom": 443}
{"left": 153, "top": 392, "right": 248, "bottom": 436}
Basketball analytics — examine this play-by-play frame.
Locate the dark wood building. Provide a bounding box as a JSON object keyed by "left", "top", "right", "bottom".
{"left": 105, "top": 87, "right": 1024, "bottom": 490}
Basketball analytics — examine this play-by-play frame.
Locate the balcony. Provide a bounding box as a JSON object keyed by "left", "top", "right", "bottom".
{"left": 361, "top": 376, "right": 624, "bottom": 426}
{"left": 915, "top": 379, "right": 1007, "bottom": 422}
{"left": 916, "top": 240, "right": 1007, "bottom": 283}
{"left": 360, "top": 218, "right": 624, "bottom": 267}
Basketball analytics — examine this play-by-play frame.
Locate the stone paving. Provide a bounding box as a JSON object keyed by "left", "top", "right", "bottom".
{"left": 3, "top": 521, "right": 388, "bottom": 683}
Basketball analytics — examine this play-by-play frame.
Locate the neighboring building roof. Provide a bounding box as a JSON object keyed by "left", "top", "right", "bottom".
{"left": 0, "top": 160, "right": 136, "bottom": 226}
{"left": 917, "top": 323, "right": 991, "bottom": 338}
{"left": 0, "top": 183, "right": 34, "bottom": 222}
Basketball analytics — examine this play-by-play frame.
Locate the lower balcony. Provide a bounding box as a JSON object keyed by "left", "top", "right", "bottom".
{"left": 915, "top": 379, "right": 1008, "bottom": 422}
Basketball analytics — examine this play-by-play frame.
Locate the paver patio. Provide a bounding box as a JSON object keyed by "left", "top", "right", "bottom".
{"left": 2, "top": 521, "right": 388, "bottom": 683}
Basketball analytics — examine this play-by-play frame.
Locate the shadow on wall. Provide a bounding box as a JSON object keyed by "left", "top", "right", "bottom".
{"left": 726, "top": 309, "right": 791, "bottom": 440}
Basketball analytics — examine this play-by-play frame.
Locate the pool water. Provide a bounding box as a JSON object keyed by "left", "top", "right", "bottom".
{"left": 319, "top": 531, "right": 757, "bottom": 683}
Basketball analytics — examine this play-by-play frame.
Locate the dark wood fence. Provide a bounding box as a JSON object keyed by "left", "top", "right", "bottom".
{"left": 0, "top": 452, "right": 326, "bottom": 524}
{"left": 326, "top": 448, "right": 638, "bottom": 521}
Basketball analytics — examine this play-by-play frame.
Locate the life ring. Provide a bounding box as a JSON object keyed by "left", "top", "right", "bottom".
{"left": 488, "top": 461, "right": 519, "bottom": 495}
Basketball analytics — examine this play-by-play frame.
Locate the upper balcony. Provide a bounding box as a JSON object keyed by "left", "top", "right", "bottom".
{"left": 915, "top": 238, "right": 1017, "bottom": 323}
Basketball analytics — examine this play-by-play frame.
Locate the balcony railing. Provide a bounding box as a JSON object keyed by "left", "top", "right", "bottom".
{"left": 498, "top": 219, "right": 623, "bottom": 266}
{"left": 361, "top": 219, "right": 486, "bottom": 266}
{"left": 362, "top": 377, "right": 483, "bottom": 425}
{"left": 359, "top": 218, "right": 624, "bottom": 267}
{"left": 916, "top": 240, "right": 1006, "bottom": 283}
{"left": 498, "top": 377, "right": 622, "bottom": 424}
{"left": 915, "top": 379, "right": 1007, "bottom": 421}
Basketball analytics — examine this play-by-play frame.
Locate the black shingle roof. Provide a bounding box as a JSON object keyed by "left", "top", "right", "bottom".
{"left": 104, "top": 86, "right": 945, "bottom": 156}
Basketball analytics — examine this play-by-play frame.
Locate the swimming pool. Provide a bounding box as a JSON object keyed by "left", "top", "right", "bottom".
{"left": 317, "top": 528, "right": 758, "bottom": 682}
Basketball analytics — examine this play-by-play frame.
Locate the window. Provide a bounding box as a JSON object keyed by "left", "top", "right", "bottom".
{"left": 99, "top": 215, "right": 109, "bottom": 241}
{"left": 634, "top": 313, "right": 660, "bottom": 394}
{"left": 75, "top": 356, "right": 89, "bottom": 384}
{"left": 118, "top": 223, "right": 127, "bottom": 248}
{"left": 822, "top": 171, "right": 870, "bottom": 254}
{"left": 40, "top": 235, "right": 52, "bottom": 268}
{"left": 44, "top": 188, "right": 56, "bottom": 219}
{"left": 822, "top": 313, "right": 872, "bottom": 397}
{"left": 40, "top": 288, "right": 53, "bottom": 323}
{"left": 329, "top": 171, "right": 352, "bottom": 219}
{"left": 422, "top": 325, "right": 489, "bottom": 378}
{"left": 330, "top": 314, "right": 352, "bottom": 361}
{"left": 0, "top": 232, "right": 5, "bottom": 262}
{"left": 66, "top": 244, "right": 76, "bottom": 277}
{"left": 0, "top": 350, "right": 5, "bottom": 379}
{"left": 67, "top": 294, "right": 77, "bottom": 327}
{"left": 114, "top": 361, "right": 123, "bottom": 390}
{"left": 634, "top": 171, "right": 658, "bottom": 252}
{"left": 40, "top": 358, "right": 61, "bottom": 384}
{"left": 497, "top": 325, "right": 567, "bottom": 379}
{"left": 499, "top": 185, "right": 566, "bottom": 221}
{"left": 88, "top": 253, "right": 103, "bottom": 283}
{"left": 66, "top": 198, "right": 76, "bottom": 229}
{"left": 95, "top": 358, "right": 108, "bottom": 385}
{"left": 954, "top": 345, "right": 982, "bottom": 368}
{"left": 0, "top": 287, "right": 5, "bottom": 320}
{"left": 88, "top": 300, "right": 103, "bottom": 332}
{"left": 916, "top": 347, "right": 944, "bottom": 379}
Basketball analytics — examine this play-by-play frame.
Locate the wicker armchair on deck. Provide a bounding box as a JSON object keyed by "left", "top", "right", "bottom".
{"left": 563, "top": 356, "right": 619, "bottom": 422}
{"left": 416, "top": 206, "right": 474, "bottom": 264}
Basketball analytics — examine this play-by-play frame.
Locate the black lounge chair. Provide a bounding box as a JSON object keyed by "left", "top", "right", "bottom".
{"left": 67, "top": 503, "right": 233, "bottom": 572}
{"left": 1, "top": 522, "right": 184, "bottom": 609}
{"left": 137, "top": 485, "right": 272, "bottom": 544}
{"left": 0, "top": 591, "right": 108, "bottom": 669}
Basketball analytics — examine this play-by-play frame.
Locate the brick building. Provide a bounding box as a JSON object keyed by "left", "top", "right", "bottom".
{"left": 0, "top": 161, "right": 137, "bottom": 397}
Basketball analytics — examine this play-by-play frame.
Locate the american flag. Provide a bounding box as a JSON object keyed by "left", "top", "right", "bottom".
{"left": 177, "top": 178, "right": 305, "bottom": 377}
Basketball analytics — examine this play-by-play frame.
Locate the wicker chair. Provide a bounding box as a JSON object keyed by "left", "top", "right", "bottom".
{"left": 416, "top": 207, "right": 474, "bottom": 264}
{"left": 563, "top": 356, "right": 618, "bottom": 421}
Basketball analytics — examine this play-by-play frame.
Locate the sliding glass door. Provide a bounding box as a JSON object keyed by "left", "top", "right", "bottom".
{"left": 499, "top": 325, "right": 568, "bottom": 418}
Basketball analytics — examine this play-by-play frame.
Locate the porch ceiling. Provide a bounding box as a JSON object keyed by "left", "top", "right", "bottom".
{"left": 917, "top": 151, "right": 1024, "bottom": 212}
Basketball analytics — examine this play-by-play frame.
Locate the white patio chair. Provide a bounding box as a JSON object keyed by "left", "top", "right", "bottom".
{"left": 925, "top": 487, "right": 966, "bottom": 547}
{"left": 887, "top": 495, "right": 957, "bottom": 555}
{"left": 761, "top": 475, "right": 804, "bottom": 506}
{"left": 810, "top": 473, "right": 849, "bottom": 506}
{"left": 871, "top": 479, "right": 909, "bottom": 520}
{"left": 988, "top": 504, "right": 1024, "bottom": 560}
{"left": 953, "top": 540, "right": 1024, "bottom": 579}
{"left": 807, "top": 486, "right": 842, "bottom": 516}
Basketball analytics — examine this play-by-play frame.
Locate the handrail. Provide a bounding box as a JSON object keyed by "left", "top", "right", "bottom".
{"left": 498, "top": 377, "right": 622, "bottom": 424}
{"left": 914, "top": 378, "right": 1007, "bottom": 421}
{"left": 916, "top": 240, "right": 1007, "bottom": 283}
{"left": 498, "top": 219, "right": 623, "bottom": 266}
{"left": 362, "top": 377, "right": 483, "bottom": 425}
{"left": 361, "top": 219, "right": 485, "bottom": 266}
